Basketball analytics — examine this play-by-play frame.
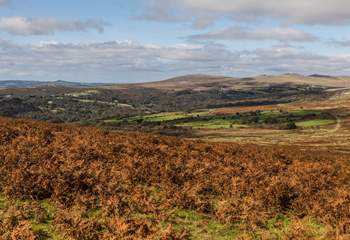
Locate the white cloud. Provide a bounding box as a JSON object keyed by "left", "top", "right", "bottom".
{"left": 142, "top": 0, "right": 350, "bottom": 26}
{"left": 189, "top": 27, "right": 318, "bottom": 42}
{"left": 0, "top": 17, "right": 108, "bottom": 36}
{"left": 1, "top": 39, "right": 350, "bottom": 82}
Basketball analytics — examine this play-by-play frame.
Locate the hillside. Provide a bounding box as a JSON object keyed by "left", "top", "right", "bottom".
{"left": 116, "top": 75, "right": 242, "bottom": 91}
{"left": 105, "top": 74, "right": 350, "bottom": 91}
{"left": 1, "top": 73, "right": 341, "bottom": 125}
{"left": 4, "top": 74, "right": 349, "bottom": 91}
{"left": 1, "top": 118, "right": 350, "bottom": 239}
{"left": 253, "top": 74, "right": 350, "bottom": 89}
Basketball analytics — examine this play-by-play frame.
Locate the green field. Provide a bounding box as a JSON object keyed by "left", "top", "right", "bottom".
{"left": 258, "top": 109, "right": 323, "bottom": 120}
{"left": 103, "top": 108, "right": 336, "bottom": 131}
{"left": 178, "top": 120, "right": 247, "bottom": 129}
{"left": 296, "top": 119, "right": 335, "bottom": 128}
{"left": 135, "top": 111, "right": 212, "bottom": 122}
{"left": 176, "top": 109, "right": 332, "bottom": 130}
{"left": 103, "top": 110, "right": 212, "bottom": 124}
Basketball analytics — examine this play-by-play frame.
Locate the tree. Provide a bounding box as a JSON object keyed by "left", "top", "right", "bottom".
{"left": 285, "top": 122, "right": 298, "bottom": 130}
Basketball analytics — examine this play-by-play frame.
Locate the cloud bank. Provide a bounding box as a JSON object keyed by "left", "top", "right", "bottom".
{"left": 0, "top": 17, "right": 107, "bottom": 36}
{"left": 189, "top": 27, "right": 318, "bottom": 42}
{"left": 1, "top": 39, "right": 350, "bottom": 82}
{"left": 143, "top": 0, "right": 350, "bottom": 27}
{"left": 1, "top": 1, "right": 349, "bottom": 82}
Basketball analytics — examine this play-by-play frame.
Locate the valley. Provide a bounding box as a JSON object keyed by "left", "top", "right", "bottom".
{"left": 1, "top": 74, "right": 348, "bottom": 152}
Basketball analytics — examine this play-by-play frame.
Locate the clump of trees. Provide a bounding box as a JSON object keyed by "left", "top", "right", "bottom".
{"left": 285, "top": 122, "right": 298, "bottom": 130}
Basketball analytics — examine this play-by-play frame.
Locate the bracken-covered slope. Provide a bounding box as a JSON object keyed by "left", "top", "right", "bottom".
{"left": 0, "top": 118, "right": 350, "bottom": 239}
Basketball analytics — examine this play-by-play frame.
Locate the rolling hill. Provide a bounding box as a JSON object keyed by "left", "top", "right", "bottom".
{"left": 105, "top": 73, "right": 350, "bottom": 91}
{"left": 2, "top": 74, "right": 350, "bottom": 91}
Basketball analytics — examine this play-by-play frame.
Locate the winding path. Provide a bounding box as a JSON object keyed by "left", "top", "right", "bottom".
{"left": 329, "top": 116, "right": 342, "bottom": 133}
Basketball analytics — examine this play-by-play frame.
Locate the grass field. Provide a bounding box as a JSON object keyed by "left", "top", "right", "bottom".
{"left": 104, "top": 110, "right": 212, "bottom": 124}
{"left": 257, "top": 109, "right": 324, "bottom": 122}
{"left": 178, "top": 120, "right": 247, "bottom": 129}
{"left": 103, "top": 108, "right": 336, "bottom": 133}
{"left": 296, "top": 119, "right": 335, "bottom": 128}
{"left": 174, "top": 109, "right": 333, "bottom": 130}
{"left": 130, "top": 110, "right": 212, "bottom": 122}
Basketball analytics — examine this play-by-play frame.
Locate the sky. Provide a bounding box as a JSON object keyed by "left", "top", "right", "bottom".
{"left": 1, "top": 0, "right": 350, "bottom": 83}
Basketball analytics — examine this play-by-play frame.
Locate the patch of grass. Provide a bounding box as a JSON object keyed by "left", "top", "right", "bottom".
{"left": 40, "top": 200, "right": 56, "bottom": 220}
{"left": 171, "top": 209, "right": 239, "bottom": 240}
{"left": 288, "top": 109, "right": 323, "bottom": 116}
{"left": 252, "top": 215, "right": 330, "bottom": 239}
{"left": 0, "top": 197, "right": 62, "bottom": 240}
{"left": 132, "top": 212, "right": 158, "bottom": 221}
{"left": 176, "top": 109, "right": 328, "bottom": 130}
{"left": 302, "top": 217, "right": 330, "bottom": 239}
{"left": 263, "top": 214, "right": 292, "bottom": 238}
{"left": 259, "top": 109, "right": 322, "bottom": 120}
{"left": 0, "top": 196, "right": 7, "bottom": 210}
{"left": 30, "top": 200, "right": 63, "bottom": 240}
{"left": 178, "top": 120, "right": 246, "bottom": 129}
{"left": 143, "top": 112, "right": 188, "bottom": 122}
{"left": 130, "top": 110, "right": 212, "bottom": 123}
{"left": 296, "top": 119, "right": 335, "bottom": 128}
{"left": 66, "top": 90, "right": 99, "bottom": 97}
{"left": 175, "top": 209, "right": 203, "bottom": 222}
{"left": 31, "top": 222, "right": 63, "bottom": 240}
{"left": 86, "top": 208, "right": 102, "bottom": 219}
{"left": 103, "top": 119, "right": 123, "bottom": 124}
{"left": 103, "top": 108, "right": 332, "bottom": 131}
{"left": 260, "top": 110, "right": 285, "bottom": 117}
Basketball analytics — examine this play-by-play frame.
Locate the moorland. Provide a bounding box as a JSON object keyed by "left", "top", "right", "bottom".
{"left": 1, "top": 117, "right": 350, "bottom": 239}
{"left": 1, "top": 73, "right": 349, "bottom": 152}
{"left": 1, "top": 73, "right": 350, "bottom": 239}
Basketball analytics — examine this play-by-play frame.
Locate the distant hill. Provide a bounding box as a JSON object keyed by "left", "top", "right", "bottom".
{"left": 0, "top": 80, "right": 103, "bottom": 89}
{"left": 103, "top": 73, "right": 350, "bottom": 92}
{"left": 2, "top": 73, "right": 350, "bottom": 91}
{"left": 308, "top": 74, "right": 334, "bottom": 78}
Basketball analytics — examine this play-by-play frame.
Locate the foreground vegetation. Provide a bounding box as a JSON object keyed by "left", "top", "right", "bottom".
{"left": 0, "top": 118, "right": 349, "bottom": 239}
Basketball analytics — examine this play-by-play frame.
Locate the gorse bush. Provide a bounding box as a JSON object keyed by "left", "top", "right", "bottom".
{"left": 0, "top": 117, "right": 349, "bottom": 239}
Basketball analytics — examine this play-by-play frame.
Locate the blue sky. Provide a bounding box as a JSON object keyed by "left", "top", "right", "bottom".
{"left": 0, "top": 0, "right": 350, "bottom": 82}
